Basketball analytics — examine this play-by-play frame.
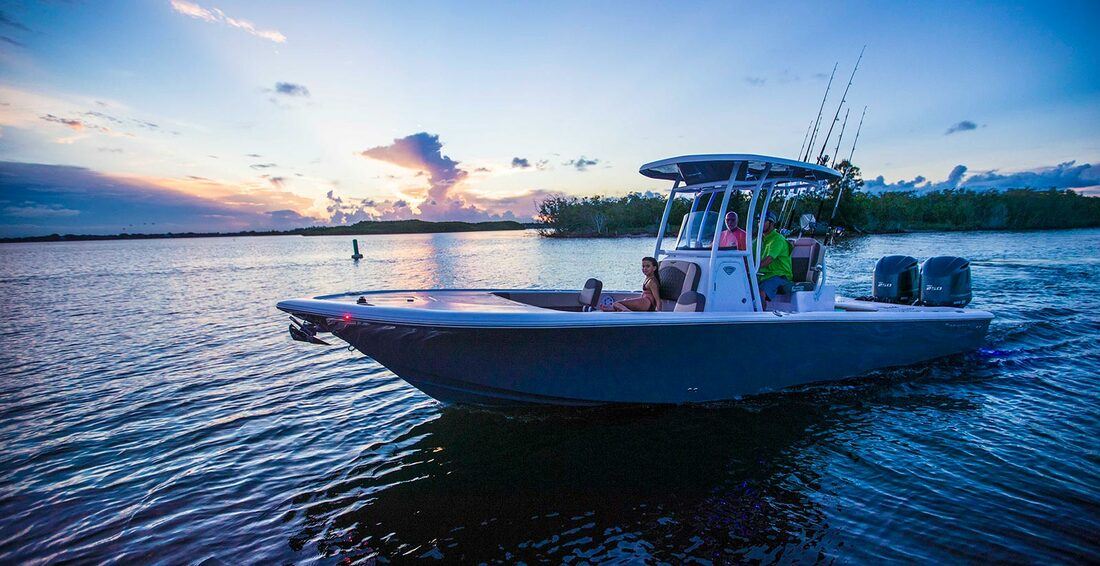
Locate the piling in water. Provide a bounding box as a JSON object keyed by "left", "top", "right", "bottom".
{"left": 352, "top": 239, "right": 363, "bottom": 260}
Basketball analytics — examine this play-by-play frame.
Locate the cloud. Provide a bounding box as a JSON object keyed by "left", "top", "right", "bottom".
{"left": 250, "top": 162, "right": 277, "bottom": 169}
{"left": 82, "top": 111, "right": 124, "bottom": 125}
{"left": 353, "top": 133, "right": 557, "bottom": 221}
{"left": 170, "top": 0, "right": 286, "bottom": 43}
{"left": 962, "top": 161, "right": 1098, "bottom": 191}
{"left": 945, "top": 120, "right": 978, "bottom": 135}
{"left": 38, "top": 112, "right": 152, "bottom": 140}
{"left": 564, "top": 156, "right": 599, "bottom": 171}
{"left": 97, "top": 147, "right": 124, "bottom": 153}
{"left": 536, "top": 159, "right": 551, "bottom": 171}
{"left": 461, "top": 188, "right": 557, "bottom": 221}
{"left": 266, "top": 209, "right": 318, "bottom": 228}
{"left": 1, "top": 35, "right": 24, "bottom": 48}
{"left": 170, "top": 0, "right": 217, "bottom": 21}
{"left": 40, "top": 114, "right": 87, "bottom": 131}
{"left": 945, "top": 165, "right": 967, "bottom": 187}
{"left": 0, "top": 11, "right": 29, "bottom": 32}
{"left": 273, "top": 82, "right": 309, "bottom": 97}
{"left": 0, "top": 161, "right": 319, "bottom": 236}
{"left": 323, "top": 190, "right": 415, "bottom": 223}
{"left": 360, "top": 132, "right": 472, "bottom": 219}
{"left": 744, "top": 76, "right": 766, "bottom": 86}
{"left": 863, "top": 161, "right": 1099, "bottom": 193}
{"left": 3, "top": 203, "right": 80, "bottom": 218}
{"left": 267, "top": 176, "right": 285, "bottom": 189}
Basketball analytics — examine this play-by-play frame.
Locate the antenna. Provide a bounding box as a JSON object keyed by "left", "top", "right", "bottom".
{"left": 817, "top": 45, "right": 865, "bottom": 163}
{"left": 803, "top": 63, "right": 837, "bottom": 162}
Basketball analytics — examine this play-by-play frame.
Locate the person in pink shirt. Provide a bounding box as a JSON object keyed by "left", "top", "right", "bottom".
{"left": 718, "top": 211, "right": 747, "bottom": 250}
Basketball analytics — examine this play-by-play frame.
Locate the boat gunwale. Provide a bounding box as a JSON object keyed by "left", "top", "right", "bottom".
{"left": 277, "top": 288, "right": 994, "bottom": 330}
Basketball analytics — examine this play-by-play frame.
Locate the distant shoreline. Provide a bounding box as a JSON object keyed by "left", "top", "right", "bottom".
{"left": 0, "top": 219, "right": 536, "bottom": 244}
{"left": 5, "top": 223, "right": 1098, "bottom": 244}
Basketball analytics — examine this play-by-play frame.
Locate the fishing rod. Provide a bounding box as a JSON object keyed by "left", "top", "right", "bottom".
{"left": 802, "top": 63, "right": 837, "bottom": 162}
{"left": 816, "top": 45, "right": 865, "bottom": 164}
{"left": 830, "top": 107, "right": 850, "bottom": 169}
{"left": 830, "top": 106, "right": 869, "bottom": 223}
{"left": 847, "top": 105, "right": 867, "bottom": 164}
{"left": 797, "top": 119, "right": 814, "bottom": 160}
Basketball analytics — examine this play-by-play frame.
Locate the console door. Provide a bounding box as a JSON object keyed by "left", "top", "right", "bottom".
{"left": 710, "top": 256, "right": 755, "bottom": 312}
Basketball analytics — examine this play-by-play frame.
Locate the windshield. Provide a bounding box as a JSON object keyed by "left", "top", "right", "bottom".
{"left": 675, "top": 190, "right": 724, "bottom": 250}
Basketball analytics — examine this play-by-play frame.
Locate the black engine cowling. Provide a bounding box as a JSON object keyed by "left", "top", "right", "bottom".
{"left": 920, "top": 256, "right": 972, "bottom": 307}
{"left": 872, "top": 255, "right": 920, "bottom": 303}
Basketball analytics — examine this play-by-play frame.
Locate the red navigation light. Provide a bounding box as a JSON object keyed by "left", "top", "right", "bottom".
{"left": 343, "top": 313, "right": 352, "bottom": 322}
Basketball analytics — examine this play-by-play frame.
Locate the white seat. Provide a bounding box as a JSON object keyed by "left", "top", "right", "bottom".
{"left": 657, "top": 260, "right": 701, "bottom": 311}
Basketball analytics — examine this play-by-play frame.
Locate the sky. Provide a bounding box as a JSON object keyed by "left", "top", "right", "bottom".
{"left": 1, "top": 0, "right": 1098, "bottom": 236}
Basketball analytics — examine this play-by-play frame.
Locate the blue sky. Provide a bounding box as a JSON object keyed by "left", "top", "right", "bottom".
{"left": 1, "top": 1, "right": 1098, "bottom": 236}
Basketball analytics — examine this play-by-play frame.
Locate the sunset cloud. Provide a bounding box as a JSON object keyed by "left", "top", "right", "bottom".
{"left": 360, "top": 132, "right": 474, "bottom": 219}
{"left": 0, "top": 161, "right": 318, "bottom": 236}
{"left": 170, "top": 0, "right": 286, "bottom": 43}
{"left": 323, "top": 190, "right": 417, "bottom": 223}
{"left": 351, "top": 133, "right": 549, "bottom": 221}
{"left": 460, "top": 188, "right": 555, "bottom": 220}
{"left": 40, "top": 114, "right": 87, "bottom": 131}
{"left": 0, "top": 88, "right": 168, "bottom": 144}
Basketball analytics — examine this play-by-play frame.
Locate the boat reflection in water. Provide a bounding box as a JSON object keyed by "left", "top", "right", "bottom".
{"left": 287, "top": 375, "right": 982, "bottom": 563}
{"left": 278, "top": 154, "right": 993, "bottom": 406}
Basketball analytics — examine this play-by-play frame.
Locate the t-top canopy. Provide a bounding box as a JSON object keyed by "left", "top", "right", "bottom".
{"left": 639, "top": 154, "right": 841, "bottom": 185}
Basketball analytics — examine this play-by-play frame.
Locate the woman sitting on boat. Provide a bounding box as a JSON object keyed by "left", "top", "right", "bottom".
{"left": 601, "top": 257, "right": 661, "bottom": 312}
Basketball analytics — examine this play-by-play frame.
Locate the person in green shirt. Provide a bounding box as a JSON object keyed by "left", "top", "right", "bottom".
{"left": 754, "top": 211, "right": 792, "bottom": 305}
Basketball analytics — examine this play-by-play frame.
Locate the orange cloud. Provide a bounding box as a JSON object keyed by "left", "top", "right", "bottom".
{"left": 137, "top": 173, "right": 315, "bottom": 216}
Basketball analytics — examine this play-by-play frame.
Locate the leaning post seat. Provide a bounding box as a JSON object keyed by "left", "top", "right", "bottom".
{"left": 578, "top": 278, "right": 603, "bottom": 311}
{"left": 773, "top": 238, "right": 834, "bottom": 312}
{"left": 657, "top": 260, "right": 701, "bottom": 311}
{"left": 788, "top": 237, "right": 823, "bottom": 288}
{"left": 674, "top": 291, "right": 706, "bottom": 312}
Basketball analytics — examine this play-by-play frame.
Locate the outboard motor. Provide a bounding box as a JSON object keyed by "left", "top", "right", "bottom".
{"left": 872, "top": 255, "right": 919, "bottom": 303}
{"left": 920, "top": 256, "right": 972, "bottom": 307}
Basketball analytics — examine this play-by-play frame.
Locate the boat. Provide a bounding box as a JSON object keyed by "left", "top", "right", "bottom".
{"left": 278, "top": 154, "right": 993, "bottom": 406}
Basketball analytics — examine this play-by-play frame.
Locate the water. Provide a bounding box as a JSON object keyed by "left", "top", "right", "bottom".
{"left": 1, "top": 229, "right": 1097, "bottom": 564}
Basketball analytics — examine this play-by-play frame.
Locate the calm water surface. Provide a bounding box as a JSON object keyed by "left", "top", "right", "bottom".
{"left": 1, "top": 229, "right": 1097, "bottom": 564}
